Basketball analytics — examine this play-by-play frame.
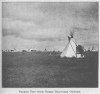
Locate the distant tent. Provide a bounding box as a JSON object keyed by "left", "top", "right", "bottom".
{"left": 11, "top": 50, "right": 14, "bottom": 52}
{"left": 22, "top": 50, "right": 27, "bottom": 52}
{"left": 60, "top": 32, "right": 84, "bottom": 58}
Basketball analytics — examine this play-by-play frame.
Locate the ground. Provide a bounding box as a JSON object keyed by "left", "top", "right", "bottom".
{"left": 2, "top": 51, "right": 98, "bottom": 88}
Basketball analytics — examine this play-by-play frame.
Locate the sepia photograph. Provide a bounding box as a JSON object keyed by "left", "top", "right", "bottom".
{"left": 2, "top": 2, "right": 99, "bottom": 88}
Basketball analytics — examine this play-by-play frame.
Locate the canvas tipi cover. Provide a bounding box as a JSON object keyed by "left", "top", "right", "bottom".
{"left": 60, "top": 36, "right": 77, "bottom": 58}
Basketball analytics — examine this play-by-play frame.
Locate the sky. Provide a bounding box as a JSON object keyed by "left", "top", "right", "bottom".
{"left": 2, "top": 2, "right": 99, "bottom": 51}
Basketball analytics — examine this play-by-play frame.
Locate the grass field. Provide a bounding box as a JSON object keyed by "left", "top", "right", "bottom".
{"left": 2, "top": 51, "right": 98, "bottom": 88}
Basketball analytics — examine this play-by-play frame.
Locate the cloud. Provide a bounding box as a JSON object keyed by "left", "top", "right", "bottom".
{"left": 2, "top": 2, "right": 99, "bottom": 51}
{"left": 2, "top": 27, "right": 66, "bottom": 42}
{"left": 2, "top": 18, "right": 67, "bottom": 41}
{"left": 2, "top": 2, "right": 46, "bottom": 23}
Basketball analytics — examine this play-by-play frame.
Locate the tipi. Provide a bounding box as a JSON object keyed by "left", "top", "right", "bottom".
{"left": 60, "top": 32, "right": 83, "bottom": 58}
{"left": 91, "top": 47, "right": 96, "bottom": 52}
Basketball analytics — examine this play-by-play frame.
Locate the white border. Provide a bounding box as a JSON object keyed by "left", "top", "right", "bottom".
{"left": 0, "top": 0, "right": 99, "bottom": 94}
